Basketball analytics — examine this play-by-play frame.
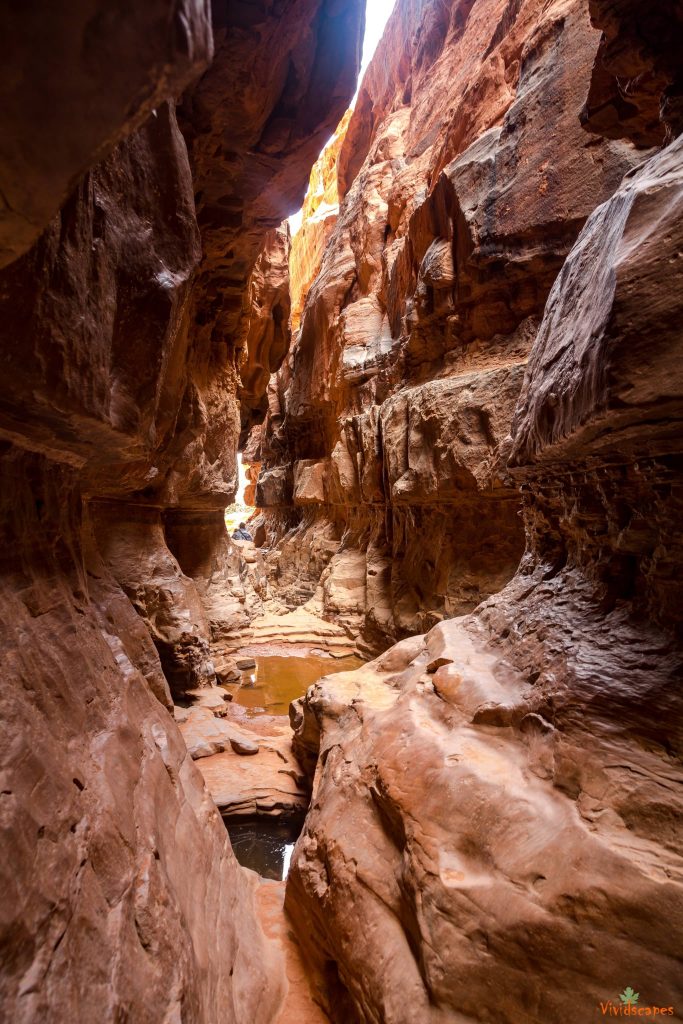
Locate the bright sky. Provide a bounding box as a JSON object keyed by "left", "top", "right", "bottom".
{"left": 288, "top": 0, "right": 396, "bottom": 235}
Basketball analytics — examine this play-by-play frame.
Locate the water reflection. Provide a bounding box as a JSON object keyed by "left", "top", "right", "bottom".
{"left": 226, "top": 654, "right": 363, "bottom": 718}
{"left": 225, "top": 817, "right": 303, "bottom": 880}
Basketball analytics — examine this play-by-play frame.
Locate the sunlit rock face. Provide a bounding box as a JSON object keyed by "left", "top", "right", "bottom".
{"left": 0, "top": 1, "right": 363, "bottom": 1019}
{"left": 290, "top": 109, "right": 353, "bottom": 333}
{"left": 281, "top": 2, "right": 683, "bottom": 1020}
{"left": 255, "top": 0, "right": 639, "bottom": 651}
{"left": 178, "top": 1, "right": 365, "bottom": 445}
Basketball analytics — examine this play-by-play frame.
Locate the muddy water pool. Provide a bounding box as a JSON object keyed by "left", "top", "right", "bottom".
{"left": 221, "top": 650, "right": 363, "bottom": 878}
{"left": 226, "top": 653, "right": 364, "bottom": 718}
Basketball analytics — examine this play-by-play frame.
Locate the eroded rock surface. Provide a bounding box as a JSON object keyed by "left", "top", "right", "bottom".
{"left": 287, "top": 612, "right": 682, "bottom": 1022}
{"left": 581, "top": 0, "right": 683, "bottom": 145}
{"left": 179, "top": 706, "right": 309, "bottom": 818}
{"left": 0, "top": 450, "right": 283, "bottom": 1023}
{"left": 3, "top": 0, "right": 682, "bottom": 1019}
{"left": 0, "top": 1, "right": 363, "bottom": 1019}
{"left": 178, "top": 0, "right": 365, "bottom": 444}
{"left": 276, "top": 2, "right": 683, "bottom": 1021}
{"left": 254, "top": 0, "right": 639, "bottom": 652}
{"left": 0, "top": 1, "right": 213, "bottom": 267}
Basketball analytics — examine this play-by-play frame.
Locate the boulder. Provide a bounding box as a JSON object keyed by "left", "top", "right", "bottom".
{"left": 229, "top": 736, "right": 260, "bottom": 757}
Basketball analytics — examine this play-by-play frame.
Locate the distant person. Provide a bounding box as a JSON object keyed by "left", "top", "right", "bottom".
{"left": 232, "top": 522, "right": 252, "bottom": 541}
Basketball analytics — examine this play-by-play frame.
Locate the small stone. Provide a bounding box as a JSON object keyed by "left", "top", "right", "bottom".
{"left": 472, "top": 703, "right": 515, "bottom": 727}
{"left": 236, "top": 657, "right": 256, "bottom": 670}
{"left": 229, "top": 736, "right": 259, "bottom": 756}
{"left": 188, "top": 739, "right": 224, "bottom": 760}
{"left": 217, "top": 667, "right": 241, "bottom": 684}
{"left": 222, "top": 670, "right": 242, "bottom": 683}
{"left": 214, "top": 655, "right": 241, "bottom": 684}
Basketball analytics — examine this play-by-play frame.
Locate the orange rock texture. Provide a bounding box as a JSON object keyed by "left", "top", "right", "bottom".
{"left": 1, "top": 0, "right": 682, "bottom": 1020}
{"left": 290, "top": 109, "right": 353, "bottom": 333}
{"left": 0, "top": 1, "right": 364, "bottom": 1019}
{"left": 254, "top": 0, "right": 640, "bottom": 652}
{"left": 275, "top": 1, "right": 683, "bottom": 1020}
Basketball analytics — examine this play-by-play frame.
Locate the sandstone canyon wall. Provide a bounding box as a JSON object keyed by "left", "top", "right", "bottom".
{"left": 290, "top": 109, "right": 353, "bottom": 334}
{"left": 281, "top": 1, "right": 683, "bottom": 1021}
{"left": 254, "top": 0, "right": 642, "bottom": 653}
{"left": 0, "top": 2, "right": 364, "bottom": 1020}
{"left": 2, "top": 0, "right": 682, "bottom": 1020}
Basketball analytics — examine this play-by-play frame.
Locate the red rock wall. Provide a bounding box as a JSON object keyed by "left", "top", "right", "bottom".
{"left": 0, "top": 1, "right": 364, "bottom": 1018}
{"left": 0, "top": 0, "right": 213, "bottom": 267}
{"left": 581, "top": 0, "right": 683, "bottom": 146}
{"left": 0, "top": 449, "right": 284, "bottom": 1022}
{"left": 281, "top": 2, "right": 683, "bottom": 1020}
{"left": 255, "top": 0, "right": 639, "bottom": 651}
{"left": 237, "top": 225, "right": 292, "bottom": 440}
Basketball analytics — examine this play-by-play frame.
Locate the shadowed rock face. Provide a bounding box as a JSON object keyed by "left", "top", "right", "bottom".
{"left": 237, "top": 225, "right": 293, "bottom": 437}
{"left": 280, "top": 3, "right": 683, "bottom": 1020}
{"left": 581, "top": 0, "right": 683, "bottom": 146}
{"left": 0, "top": 0, "right": 213, "bottom": 268}
{"left": 178, "top": 0, "right": 365, "bottom": 442}
{"left": 504, "top": 132, "right": 683, "bottom": 637}
{"left": 0, "top": 449, "right": 284, "bottom": 1023}
{"left": 254, "top": 0, "right": 639, "bottom": 651}
{"left": 0, "top": 2, "right": 363, "bottom": 1019}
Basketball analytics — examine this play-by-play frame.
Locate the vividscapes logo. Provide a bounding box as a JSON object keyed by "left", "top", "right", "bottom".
{"left": 599, "top": 986, "right": 676, "bottom": 1017}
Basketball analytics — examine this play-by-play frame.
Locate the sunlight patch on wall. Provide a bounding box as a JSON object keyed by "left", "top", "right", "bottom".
{"left": 225, "top": 453, "right": 255, "bottom": 535}
{"left": 288, "top": 0, "right": 396, "bottom": 237}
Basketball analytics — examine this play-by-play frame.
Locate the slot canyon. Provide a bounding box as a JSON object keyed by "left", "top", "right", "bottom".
{"left": 1, "top": 0, "right": 682, "bottom": 1021}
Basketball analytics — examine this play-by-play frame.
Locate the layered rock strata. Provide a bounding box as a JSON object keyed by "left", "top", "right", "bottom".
{"left": 178, "top": 705, "right": 309, "bottom": 819}
{"left": 282, "top": 3, "right": 683, "bottom": 1020}
{"left": 0, "top": 2, "right": 363, "bottom": 1019}
{"left": 255, "top": 0, "right": 639, "bottom": 652}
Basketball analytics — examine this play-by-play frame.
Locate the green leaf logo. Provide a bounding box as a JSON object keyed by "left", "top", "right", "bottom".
{"left": 619, "top": 987, "right": 640, "bottom": 1006}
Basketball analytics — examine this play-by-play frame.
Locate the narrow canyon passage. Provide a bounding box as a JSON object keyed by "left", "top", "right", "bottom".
{"left": 1, "top": 1, "right": 683, "bottom": 1023}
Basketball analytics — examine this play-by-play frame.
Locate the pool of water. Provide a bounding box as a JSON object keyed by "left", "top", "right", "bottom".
{"left": 225, "top": 816, "right": 304, "bottom": 880}
{"left": 228, "top": 654, "right": 363, "bottom": 717}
